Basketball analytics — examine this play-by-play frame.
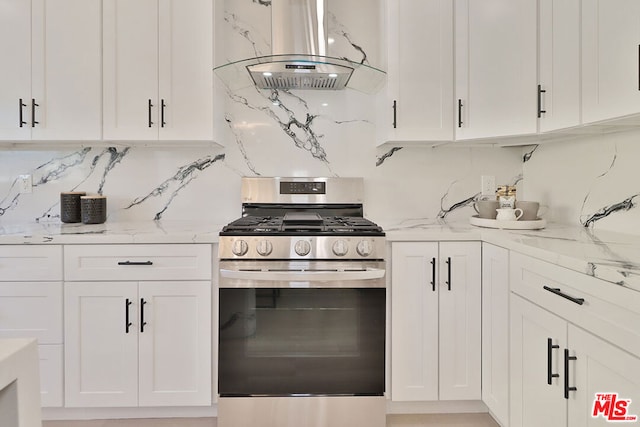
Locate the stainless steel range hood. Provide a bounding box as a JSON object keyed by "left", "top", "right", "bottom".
{"left": 214, "top": 0, "right": 385, "bottom": 93}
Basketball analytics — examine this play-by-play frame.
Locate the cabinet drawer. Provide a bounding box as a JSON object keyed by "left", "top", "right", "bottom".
{"left": 0, "top": 282, "right": 63, "bottom": 344}
{"left": 0, "top": 245, "right": 62, "bottom": 281}
{"left": 64, "top": 244, "right": 212, "bottom": 281}
{"left": 510, "top": 251, "right": 640, "bottom": 357}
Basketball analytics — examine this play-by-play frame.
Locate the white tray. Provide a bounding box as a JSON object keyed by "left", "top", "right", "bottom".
{"left": 469, "top": 215, "right": 546, "bottom": 230}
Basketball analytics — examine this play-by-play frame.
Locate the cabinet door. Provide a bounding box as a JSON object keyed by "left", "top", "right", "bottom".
{"left": 391, "top": 242, "right": 439, "bottom": 401}
{"left": 138, "top": 281, "right": 212, "bottom": 406}
{"left": 64, "top": 282, "right": 139, "bottom": 407}
{"left": 568, "top": 325, "right": 640, "bottom": 426}
{"left": 103, "top": 0, "right": 159, "bottom": 140}
{"left": 157, "top": 0, "right": 213, "bottom": 141}
{"left": 454, "top": 0, "right": 537, "bottom": 140}
{"left": 438, "top": 241, "right": 481, "bottom": 400}
{"left": 0, "top": 282, "right": 62, "bottom": 344}
{"left": 0, "top": 0, "right": 31, "bottom": 140}
{"left": 510, "top": 295, "right": 567, "bottom": 427}
{"left": 582, "top": 0, "right": 640, "bottom": 123}
{"left": 30, "top": 0, "right": 101, "bottom": 140}
{"left": 383, "top": 0, "right": 453, "bottom": 144}
{"left": 538, "top": 0, "right": 581, "bottom": 132}
{"left": 481, "top": 243, "right": 509, "bottom": 424}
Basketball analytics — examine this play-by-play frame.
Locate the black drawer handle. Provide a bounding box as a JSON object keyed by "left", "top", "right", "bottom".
{"left": 445, "top": 257, "right": 451, "bottom": 291}
{"left": 19, "top": 99, "right": 27, "bottom": 127}
{"left": 564, "top": 349, "right": 577, "bottom": 399}
{"left": 148, "top": 99, "right": 154, "bottom": 127}
{"left": 547, "top": 338, "right": 560, "bottom": 385}
{"left": 457, "top": 99, "right": 463, "bottom": 128}
{"left": 543, "top": 285, "right": 585, "bottom": 305}
{"left": 161, "top": 99, "right": 166, "bottom": 127}
{"left": 430, "top": 257, "right": 436, "bottom": 292}
{"left": 537, "top": 85, "right": 547, "bottom": 118}
{"left": 140, "top": 298, "right": 147, "bottom": 333}
{"left": 125, "top": 298, "right": 133, "bottom": 334}
{"left": 118, "top": 261, "right": 153, "bottom": 266}
{"left": 392, "top": 100, "right": 397, "bottom": 129}
{"left": 31, "top": 98, "right": 39, "bottom": 127}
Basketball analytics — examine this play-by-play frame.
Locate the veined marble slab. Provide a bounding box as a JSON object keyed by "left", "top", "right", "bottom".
{"left": 384, "top": 219, "right": 640, "bottom": 293}
{"left": 0, "top": 219, "right": 639, "bottom": 293}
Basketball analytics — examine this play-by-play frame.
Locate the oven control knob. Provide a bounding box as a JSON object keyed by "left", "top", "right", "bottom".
{"left": 256, "top": 240, "right": 273, "bottom": 256}
{"left": 232, "top": 240, "right": 249, "bottom": 257}
{"left": 356, "top": 240, "right": 373, "bottom": 257}
{"left": 332, "top": 239, "right": 349, "bottom": 257}
{"left": 294, "top": 240, "right": 312, "bottom": 256}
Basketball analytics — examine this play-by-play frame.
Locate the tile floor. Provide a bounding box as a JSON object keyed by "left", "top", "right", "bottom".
{"left": 43, "top": 413, "right": 499, "bottom": 427}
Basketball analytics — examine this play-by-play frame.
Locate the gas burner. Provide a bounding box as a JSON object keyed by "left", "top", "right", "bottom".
{"left": 220, "top": 215, "right": 384, "bottom": 236}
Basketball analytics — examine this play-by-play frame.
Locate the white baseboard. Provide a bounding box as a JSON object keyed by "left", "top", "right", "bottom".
{"left": 42, "top": 405, "right": 217, "bottom": 421}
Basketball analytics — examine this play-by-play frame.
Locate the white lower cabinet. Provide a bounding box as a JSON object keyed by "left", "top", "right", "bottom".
{"left": 510, "top": 251, "right": 640, "bottom": 427}
{"left": 64, "top": 280, "right": 211, "bottom": 407}
{"left": 63, "top": 241, "right": 212, "bottom": 408}
{"left": 0, "top": 245, "right": 64, "bottom": 407}
{"left": 481, "top": 243, "right": 509, "bottom": 426}
{"left": 510, "top": 294, "right": 567, "bottom": 427}
{"left": 511, "top": 294, "right": 640, "bottom": 427}
{"left": 391, "top": 241, "right": 481, "bottom": 401}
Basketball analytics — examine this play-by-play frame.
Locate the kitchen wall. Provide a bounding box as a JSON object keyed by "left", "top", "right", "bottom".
{"left": 521, "top": 129, "right": 640, "bottom": 235}
{"left": 0, "top": 0, "right": 637, "bottom": 235}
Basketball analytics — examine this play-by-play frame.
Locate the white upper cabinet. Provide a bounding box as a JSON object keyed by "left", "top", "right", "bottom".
{"left": 0, "top": 0, "right": 102, "bottom": 141}
{"left": 581, "top": 0, "right": 640, "bottom": 124}
{"left": 103, "top": 0, "right": 214, "bottom": 141}
{"left": 454, "top": 0, "right": 538, "bottom": 140}
{"left": 537, "top": 0, "right": 581, "bottom": 132}
{"left": 380, "top": 0, "right": 454, "bottom": 145}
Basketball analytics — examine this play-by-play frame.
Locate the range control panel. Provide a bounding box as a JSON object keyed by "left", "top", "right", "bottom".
{"left": 279, "top": 181, "right": 326, "bottom": 195}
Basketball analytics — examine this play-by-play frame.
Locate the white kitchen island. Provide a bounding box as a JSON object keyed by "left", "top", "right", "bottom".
{"left": 0, "top": 338, "right": 42, "bottom": 427}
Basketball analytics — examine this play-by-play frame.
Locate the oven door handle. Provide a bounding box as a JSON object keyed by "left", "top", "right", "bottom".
{"left": 219, "top": 267, "right": 386, "bottom": 282}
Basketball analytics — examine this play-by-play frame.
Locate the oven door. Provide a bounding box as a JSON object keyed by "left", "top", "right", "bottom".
{"left": 218, "top": 260, "right": 386, "bottom": 397}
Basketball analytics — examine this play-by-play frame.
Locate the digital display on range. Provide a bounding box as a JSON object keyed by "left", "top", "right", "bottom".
{"left": 280, "top": 181, "right": 326, "bottom": 195}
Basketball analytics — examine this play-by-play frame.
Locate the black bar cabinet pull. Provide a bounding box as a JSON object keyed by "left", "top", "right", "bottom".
{"left": 457, "top": 99, "right": 463, "bottom": 128}
{"left": 140, "top": 298, "right": 147, "bottom": 333}
{"left": 31, "top": 99, "right": 39, "bottom": 127}
{"left": 537, "top": 85, "right": 547, "bottom": 118}
{"left": 148, "top": 99, "right": 154, "bottom": 127}
{"left": 547, "top": 338, "right": 560, "bottom": 384}
{"left": 117, "top": 260, "right": 153, "bottom": 266}
{"left": 125, "top": 298, "right": 133, "bottom": 334}
{"left": 564, "top": 349, "right": 577, "bottom": 399}
{"left": 543, "top": 285, "right": 585, "bottom": 305}
{"left": 430, "top": 257, "right": 436, "bottom": 292}
{"left": 161, "top": 99, "right": 166, "bottom": 127}
{"left": 445, "top": 257, "right": 451, "bottom": 291}
{"left": 392, "top": 100, "right": 397, "bottom": 129}
{"left": 19, "top": 99, "right": 27, "bottom": 127}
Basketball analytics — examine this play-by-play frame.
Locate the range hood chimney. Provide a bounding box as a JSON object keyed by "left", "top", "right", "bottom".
{"left": 214, "top": 0, "right": 385, "bottom": 93}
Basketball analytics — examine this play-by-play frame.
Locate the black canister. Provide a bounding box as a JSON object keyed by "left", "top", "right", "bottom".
{"left": 60, "top": 192, "right": 86, "bottom": 223}
{"left": 81, "top": 195, "right": 107, "bottom": 224}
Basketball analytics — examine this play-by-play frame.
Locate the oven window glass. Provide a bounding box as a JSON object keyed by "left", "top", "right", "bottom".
{"left": 218, "top": 288, "right": 385, "bottom": 396}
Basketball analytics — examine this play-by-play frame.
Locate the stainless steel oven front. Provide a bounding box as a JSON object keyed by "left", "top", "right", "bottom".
{"left": 218, "top": 259, "right": 385, "bottom": 396}
{"left": 217, "top": 259, "right": 386, "bottom": 427}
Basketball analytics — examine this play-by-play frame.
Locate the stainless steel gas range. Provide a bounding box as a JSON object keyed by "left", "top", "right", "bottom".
{"left": 217, "top": 177, "right": 386, "bottom": 427}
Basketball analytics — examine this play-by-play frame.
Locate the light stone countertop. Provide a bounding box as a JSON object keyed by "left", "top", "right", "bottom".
{"left": 383, "top": 218, "right": 640, "bottom": 293}
{"left": 0, "top": 218, "right": 639, "bottom": 293}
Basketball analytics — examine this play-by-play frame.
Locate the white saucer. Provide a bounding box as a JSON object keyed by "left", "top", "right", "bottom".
{"left": 469, "top": 215, "right": 546, "bottom": 230}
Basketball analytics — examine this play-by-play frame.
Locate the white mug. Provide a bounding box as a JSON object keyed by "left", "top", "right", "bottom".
{"left": 496, "top": 208, "right": 523, "bottom": 221}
